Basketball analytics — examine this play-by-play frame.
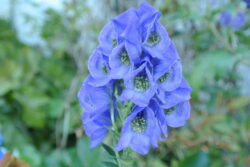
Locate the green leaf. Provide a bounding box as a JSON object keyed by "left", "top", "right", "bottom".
{"left": 178, "top": 151, "right": 209, "bottom": 167}
{"left": 102, "top": 143, "right": 116, "bottom": 157}
{"left": 101, "top": 161, "right": 119, "bottom": 167}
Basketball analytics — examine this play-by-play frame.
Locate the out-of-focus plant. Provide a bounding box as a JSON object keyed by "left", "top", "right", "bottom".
{"left": 0, "top": 0, "right": 249, "bottom": 166}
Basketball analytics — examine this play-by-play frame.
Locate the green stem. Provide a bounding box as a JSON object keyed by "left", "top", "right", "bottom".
{"left": 110, "top": 102, "right": 122, "bottom": 167}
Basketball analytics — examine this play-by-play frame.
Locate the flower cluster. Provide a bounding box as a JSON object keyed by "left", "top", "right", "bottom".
{"left": 219, "top": 11, "right": 245, "bottom": 30}
{"left": 78, "top": 1, "right": 191, "bottom": 155}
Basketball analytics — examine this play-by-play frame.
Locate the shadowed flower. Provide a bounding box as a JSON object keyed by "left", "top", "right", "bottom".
{"left": 78, "top": 1, "right": 192, "bottom": 154}
{"left": 87, "top": 48, "right": 112, "bottom": 86}
{"left": 157, "top": 78, "right": 192, "bottom": 108}
{"left": 220, "top": 11, "right": 232, "bottom": 27}
{"left": 109, "top": 42, "right": 140, "bottom": 79}
{"left": 219, "top": 11, "right": 245, "bottom": 30}
{"left": 120, "top": 63, "right": 157, "bottom": 107}
{"left": 160, "top": 101, "right": 191, "bottom": 128}
{"left": 78, "top": 77, "right": 113, "bottom": 112}
{"left": 98, "top": 22, "right": 118, "bottom": 56}
{"left": 82, "top": 109, "right": 113, "bottom": 148}
{"left": 115, "top": 105, "right": 162, "bottom": 154}
{"left": 154, "top": 60, "right": 182, "bottom": 92}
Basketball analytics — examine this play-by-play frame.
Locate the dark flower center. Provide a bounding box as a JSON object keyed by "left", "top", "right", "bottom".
{"left": 112, "top": 38, "right": 117, "bottom": 47}
{"left": 134, "top": 75, "right": 150, "bottom": 91}
{"left": 102, "top": 65, "right": 108, "bottom": 74}
{"left": 158, "top": 72, "right": 169, "bottom": 83}
{"left": 120, "top": 49, "right": 130, "bottom": 66}
{"left": 164, "top": 107, "right": 175, "bottom": 115}
{"left": 131, "top": 112, "right": 147, "bottom": 133}
{"left": 147, "top": 31, "right": 160, "bottom": 46}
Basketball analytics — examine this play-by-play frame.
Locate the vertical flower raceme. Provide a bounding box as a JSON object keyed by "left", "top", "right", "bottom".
{"left": 0, "top": 134, "right": 4, "bottom": 161}
{"left": 78, "top": 1, "right": 192, "bottom": 155}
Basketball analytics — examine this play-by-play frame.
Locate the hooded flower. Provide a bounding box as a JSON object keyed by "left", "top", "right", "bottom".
{"left": 87, "top": 48, "right": 112, "bottom": 86}
{"left": 78, "top": 77, "right": 113, "bottom": 112}
{"left": 109, "top": 42, "right": 139, "bottom": 79}
{"left": 108, "top": 9, "right": 142, "bottom": 79}
{"left": 154, "top": 60, "right": 182, "bottom": 92}
{"left": 243, "top": 0, "right": 250, "bottom": 8}
{"left": 78, "top": 79, "right": 117, "bottom": 147}
{"left": 82, "top": 108, "right": 113, "bottom": 148}
{"left": 157, "top": 78, "right": 192, "bottom": 108}
{"left": 98, "top": 22, "right": 118, "bottom": 56}
{"left": 115, "top": 105, "right": 162, "bottom": 154}
{"left": 160, "top": 101, "right": 191, "bottom": 128}
{"left": 120, "top": 63, "right": 157, "bottom": 107}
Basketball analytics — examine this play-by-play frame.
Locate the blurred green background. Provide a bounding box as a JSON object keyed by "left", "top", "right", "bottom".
{"left": 0, "top": 0, "right": 250, "bottom": 166}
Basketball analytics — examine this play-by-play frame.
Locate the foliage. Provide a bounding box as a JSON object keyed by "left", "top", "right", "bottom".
{"left": 0, "top": 0, "right": 250, "bottom": 166}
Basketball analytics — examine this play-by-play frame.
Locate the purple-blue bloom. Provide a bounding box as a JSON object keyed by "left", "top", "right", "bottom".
{"left": 219, "top": 11, "right": 245, "bottom": 30}
{"left": 115, "top": 105, "right": 162, "bottom": 154}
{"left": 219, "top": 11, "right": 232, "bottom": 27}
{"left": 120, "top": 62, "right": 157, "bottom": 107}
{"left": 78, "top": 1, "right": 192, "bottom": 154}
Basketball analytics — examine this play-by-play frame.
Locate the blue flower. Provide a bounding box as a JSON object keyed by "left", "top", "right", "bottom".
{"left": 112, "top": 9, "right": 141, "bottom": 47}
{"left": 78, "top": 1, "right": 192, "bottom": 154}
{"left": 82, "top": 109, "right": 113, "bottom": 148}
{"left": 154, "top": 60, "right": 182, "bottom": 92}
{"left": 220, "top": 11, "right": 232, "bottom": 27}
{"left": 0, "top": 134, "right": 4, "bottom": 161}
{"left": 109, "top": 42, "right": 139, "bottom": 79}
{"left": 120, "top": 63, "right": 157, "bottom": 107}
{"left": 87, "top": 48, "right": 112, "bottom": 86}
{"left": 78, "top": 79, "right": 117, "bottom": 147}
{"left": 98, "top": 22, "right": 117, "bottom": 56}
{"left": 115, "top": 105, "right": 162, "bottom": 155}
{"left": 78, "top": 77, "right": 113, "bottom": 112}
{"left": 160, "top": 101, "right": 191, "bottom": 128}
{"left": 231, "top": 12, "right": 245, "bottom": 30}
{"left": 157, "top": 78, "right": 192, "bottom": 108}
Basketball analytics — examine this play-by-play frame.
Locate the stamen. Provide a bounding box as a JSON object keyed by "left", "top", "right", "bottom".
{"left": 134, "top": 75, "right": 150, "bottom": 91}
{"left": 146, "top": 31, "right": 160, "bottom": 46}
{"left": 164, "top": 107, "right": 175, "bottom": 115}
{"left": 112, "top": 39, "right": 117, "bottom": 47}
{"left": 120, "top": 49, "right": 130, "bottom": 66}
{"left": 131, "top": 113, "right": 147, "bottom": 133}
{"left": 158, "top": 72, "right": 169, "bottom": 83}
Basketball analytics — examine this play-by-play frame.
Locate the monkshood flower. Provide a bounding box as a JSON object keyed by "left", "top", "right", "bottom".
{"left": 115, "top": 105, "right": 162, "bottom": 155}
{"left": 219, "top": 11, "right": 245, "bottom": 30}
{"left": 78, "top": 1, "right": 192, "bottom": 155}
{"left": 120, "top": 62, "right": 157, "bottom": 107}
